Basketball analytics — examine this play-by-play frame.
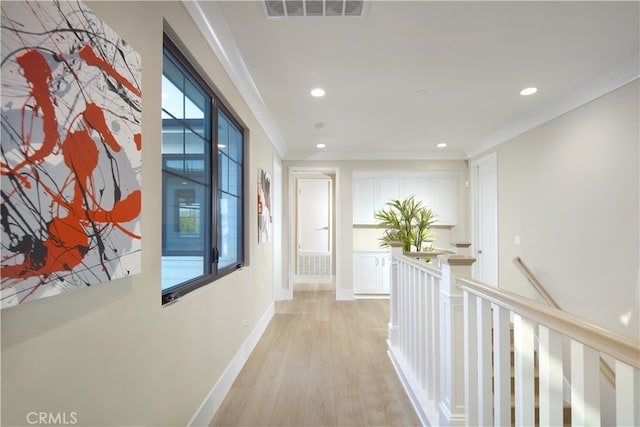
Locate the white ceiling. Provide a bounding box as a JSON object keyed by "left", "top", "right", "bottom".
{"left": 187, "top": 1, "right": 639, "bottom": 160}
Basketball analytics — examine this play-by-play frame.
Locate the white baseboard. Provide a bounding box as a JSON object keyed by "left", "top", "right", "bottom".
{"left": 387, "top": 341, "right": 436, "bottom": 427}
{"left": 336, "top": 288, "right": 354, "bottom": 301}
{"left": 293, "top": 275, "right": 334, "bottom": 284}
{"left": 354, "top": 294, "right": 390, "bottom": 300}
{"left": 188, "top": 302, "right": 274, "bottom": 427}
{"left": 281, "top": 287, "right": 293, "bottom": 300}
{"left": 273, "top": 286, "right": 292, "bottom": 301}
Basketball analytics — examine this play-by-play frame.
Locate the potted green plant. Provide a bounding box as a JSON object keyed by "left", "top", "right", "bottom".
{"left": 375, "top": 195, "right": 436, "bottom": 253}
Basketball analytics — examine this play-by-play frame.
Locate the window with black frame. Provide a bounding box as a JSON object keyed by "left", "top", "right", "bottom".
{"left": 161, "top": 36, "right": 244, "bottom": 304}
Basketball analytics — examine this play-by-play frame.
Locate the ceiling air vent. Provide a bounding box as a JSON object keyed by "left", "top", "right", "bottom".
{"left": 264, "top": 0, "right": 364, "bottom": 17}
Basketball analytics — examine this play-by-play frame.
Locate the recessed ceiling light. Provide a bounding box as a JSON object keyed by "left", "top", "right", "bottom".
{"left": 520, "top": 87, "right": 538, "bottom": 96}
{"left": 311, "top": 88, "right": 325, "bottom": 97}
{"left": 437, "top": 143, "right": 447, "bottom": 148}
{"left": 316, "top": 143, "right": 326, "bottom": 149}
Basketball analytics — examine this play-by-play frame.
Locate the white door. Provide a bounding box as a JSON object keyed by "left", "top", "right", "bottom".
{"left": 297, "top": 178, "right": 332, "bottom": 277}
{"left": 472, "top": 154, "right": 498, "bottom": 286}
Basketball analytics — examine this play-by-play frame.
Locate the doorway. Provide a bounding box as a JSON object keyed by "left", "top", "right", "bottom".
{"left": 471, "top": 153, "right": 499, "bottom": 286}
{"left": 288, "top": 167, "right": 338, "bottom": 298}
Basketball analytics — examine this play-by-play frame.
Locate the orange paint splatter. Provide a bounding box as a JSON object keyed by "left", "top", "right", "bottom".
{"left": 134, "top": 133, "right": 142, "bottom": 151}
{"left": 78, "top": 44, "right": 141, "bottom": 97}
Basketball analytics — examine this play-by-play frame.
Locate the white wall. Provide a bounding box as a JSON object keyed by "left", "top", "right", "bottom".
{"left": 472, "top": 80, "right": 639, "bottom": 338}
{"left": 283, "top": 159, "right": 469, "bottom": 298}
{"left": 1, "top": 2, "right": 278, "bottom": 426}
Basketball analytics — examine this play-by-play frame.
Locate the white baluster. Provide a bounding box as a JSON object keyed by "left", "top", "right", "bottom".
{"left": 400, "top": 262, "right": 407, "bottom": 359}
{"left": 492, "top": 304, "right": 511, "bottom": 426}
{"left": 514, "top": 314, "right": 535, "bottom": 427}
{"left": 411, "top": 267, "right": 420, "bottom": 378}
{"left": 463, "top": 291, "right": 479, "bottom": 426}
{"left": 408, "top": 266, "right": 415, "bottom": 372}
{"left": 477, "top": 298, "right": 492, "bottom": 425}
{"left": 432, "top": 275, "right": 440, "bottom": 405}
{"left": 398, "top": 261, "right": 405, "bottom": 358}
{"left": 404, "top": 263, "right": 410, "bottom": 361}
{"left": 616, "top": 360, "right": 639, "bottom": 426}
{"left": 418, "top": 271, "right": 427, "bottom": 391}
{"left": 570, "top": 340, "right": 601, "bottom": 426}
{"left": 538, "top": 325, "right": 563, "bottom": 426}
{"left": 425, "top": 273, "right": 434, "bottom": 398}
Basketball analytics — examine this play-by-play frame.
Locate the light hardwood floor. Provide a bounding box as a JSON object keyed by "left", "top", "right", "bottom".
{"left": 209, "top": 285, "right": 421, "bottom": 426}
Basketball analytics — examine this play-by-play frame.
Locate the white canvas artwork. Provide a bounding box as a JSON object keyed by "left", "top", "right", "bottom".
{"left": 1, "top": 1, "right": 142, "bottom": 308}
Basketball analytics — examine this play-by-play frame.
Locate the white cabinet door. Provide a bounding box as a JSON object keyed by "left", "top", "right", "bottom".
{"left": 353, "top": 252, "right": 380, "bottom": 293}
{"left": 378, "top": 177, "right": 401, "bottom": 211}
{"left": 353, "top": 177, "right": 376, "bottom": 224}
{"left": 353, "top": 176, "right": 400, "bottom": 224}
{"left": 380, "top": 253, "right": 390, "bottom": 293}
{"left": 403, "top": 177, "right": 429, "bottom": 207}
{"left": 354, "top": 251, "right": 390, "bottom": 295}
{"left": 353, "top": 171, "right": 458, "bottom": 226}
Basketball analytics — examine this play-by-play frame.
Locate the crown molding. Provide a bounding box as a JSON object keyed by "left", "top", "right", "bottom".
{"left": 183, "top": 0, "right": 288, "bottom": 158}
{"left": 284, "top": 150, "right": 468, "bottom": 161}
{"left": 465, "top": 54, "right": 640, "bottom": 159}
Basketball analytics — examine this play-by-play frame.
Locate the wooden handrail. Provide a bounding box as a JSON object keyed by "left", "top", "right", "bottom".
{"left": 403, "top": 249, "right": 452, "bottom": 258}
{"left": 512, "top": 257, "right": 618, "bottom": 385}
{"left": 457, "top": 277, "right": 640, "bottom": 369}
{"left": 513, "top": 256, "right": 560, "bottom": 308}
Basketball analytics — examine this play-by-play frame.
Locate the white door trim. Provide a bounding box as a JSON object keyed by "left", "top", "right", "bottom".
{"left": 287, "top": 166, "right": 340, "bottom": 300}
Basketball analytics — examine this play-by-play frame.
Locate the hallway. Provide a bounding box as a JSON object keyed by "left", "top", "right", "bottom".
{"left": 210, "top": 286, "right": 420, "bottom": 426}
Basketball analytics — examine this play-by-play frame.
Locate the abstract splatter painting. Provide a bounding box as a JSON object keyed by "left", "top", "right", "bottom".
{"left": 258, "top": 168, "right": 271, "bottom": 243}
{"left": 1, "top": 1, "right": 142, "bottom": 308}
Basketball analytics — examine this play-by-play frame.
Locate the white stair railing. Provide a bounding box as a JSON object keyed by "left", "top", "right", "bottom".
{"left": 387, "top": 243, "right": 475, "bottom": 426}
{"left": 387, "top": 245, "right": 640, "bottom": 427}
{"left": 459, "top": 277, "right": 640, "bottom": 427}
{"left": 513, "top": 256, "right": 616, "bottom": 386}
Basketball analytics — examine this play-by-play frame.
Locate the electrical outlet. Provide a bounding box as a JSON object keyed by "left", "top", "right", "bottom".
{"left": 242, "top": 320, "right": 249, "bottom": 328}
{"left": 514, "top": 235, "right": 521, "bottom": 246}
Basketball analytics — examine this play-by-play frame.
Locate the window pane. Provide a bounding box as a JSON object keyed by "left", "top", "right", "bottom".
{"left": 218, "top": 113, "right": 230, "bottom": 153}
{"left": 229, "top": 123, "right": 243, "bottom": 163}
{"left": 162, "top": 58, "right": 184, "bottom": 119}
{"left": 185, "top": 128, "right": 206, "bottom": 154}
{"left": 161, "top": 123, "right": 183, "bottom": 154}
{"left": 161, "top": 173, "right": 209, "bottom": 289}
{"left": 217, "top": 109, "right": 243, "bottom": 270}
{"left": 219, "top": 154, "right": 229, "bottom": 193}
{"left": 218, "top": 193, "right": 241, "bottom": 269}
{"left": 161, "top": 47, "right": 212, "bottom": 294}
{"left": 229, "top": 159, "right": 241, "bottom": 195}
{"left": 184, "top": 79, "right": 206, "bottom": 120}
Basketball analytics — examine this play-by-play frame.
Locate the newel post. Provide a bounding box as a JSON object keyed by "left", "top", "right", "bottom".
{"left": 450, "top": 242, "right": 472, "bottom": 256}
{"left": 388, "top": 241, "right": 404, "bottom": 347}
{"left": 438, "top": 254, "right": 476, "bottom": 427}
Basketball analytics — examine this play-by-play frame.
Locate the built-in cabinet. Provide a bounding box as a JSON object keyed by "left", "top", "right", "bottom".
{"left": 353, "top": 251, "right": 390, "bottom": 294}
{"left": 353, "top": 171, "right": 458, "bottom": 225}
